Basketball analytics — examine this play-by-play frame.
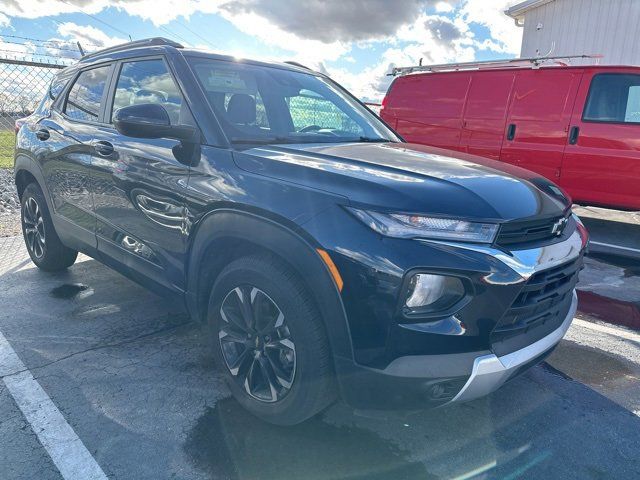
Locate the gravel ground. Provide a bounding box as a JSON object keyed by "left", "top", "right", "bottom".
{"left": 0, "top": 168, "right": 21, "bottom": 238}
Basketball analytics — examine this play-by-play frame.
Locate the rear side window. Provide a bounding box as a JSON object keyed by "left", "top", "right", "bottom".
{"left": 111, "top": 59, "right": 184, "bottom": 125}
{"left": 584, "top": 73, "right": 640, "bottom": 123}
{"left": 49, "top": 75, "right": 70, "bottom": 100}
{"left": 64, "top": 65, "right": 111, "bottom": 122}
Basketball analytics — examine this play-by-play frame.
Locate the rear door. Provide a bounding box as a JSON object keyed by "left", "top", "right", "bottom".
{"left": 459, "top": 71, "right": 515, "bottom": 159}
{"left": 561, "top": 70, "right": 640, "bottom": 210}
{"left": 90, "top": 57, "right": 195, "bottom": 292}
{"left": 386, "top": 72, "right": 471, "bottom": 151}
{"left": 500, "top": 68, "right": 582, "bottom": 181}
{"left": 38, "top": 63, "right": 113, "bottom": 250}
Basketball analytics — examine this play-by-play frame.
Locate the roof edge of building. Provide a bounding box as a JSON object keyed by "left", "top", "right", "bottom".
{"left": 505, "top": 0, "right": 557, "bottom": 20}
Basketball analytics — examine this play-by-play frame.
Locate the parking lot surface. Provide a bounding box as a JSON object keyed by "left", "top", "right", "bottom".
{"left": 1, "top": 235, "right": 639, "bottom": 480}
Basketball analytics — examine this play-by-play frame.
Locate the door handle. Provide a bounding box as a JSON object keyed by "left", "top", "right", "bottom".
{"left": 35, "top": 128, "right": 50, "bottom": 141}
{"left": 506, "top": 123, "right": 516, "bottom": 141}
{"left": 91, "top": 140, "right": 115, "bottom": 156}
{"left": 568, "top": 126, "right": 580, "bottom": 145}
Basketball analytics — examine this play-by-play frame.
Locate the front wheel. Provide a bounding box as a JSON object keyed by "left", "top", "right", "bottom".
{"left": 21, "top": 183, "right": 77, "bottom": 271}
{"left": 208, "top": 254, "right": 336, "bottom": 425}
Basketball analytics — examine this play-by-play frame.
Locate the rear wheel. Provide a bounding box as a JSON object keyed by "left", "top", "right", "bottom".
{"left": 208, "top": 254, "right": 336, "bottom": 425}
{"left": 20, "top": 183, "right": 77, "bottom": 271}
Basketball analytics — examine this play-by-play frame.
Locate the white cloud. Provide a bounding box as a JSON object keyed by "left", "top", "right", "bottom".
{"left": 56, "top": 22, "right": 127, "bottom": 49}
{"left": 435, "top": 1, "right": 454, "bottom": 13}
{"left": 457, "top": 0, "right": 522, "bottom": 55}
{"left": 215, "top": 10, "right": 350, "bottom": 63}
{"left": 0, "top": 13, "right": 10, "bottom": 27}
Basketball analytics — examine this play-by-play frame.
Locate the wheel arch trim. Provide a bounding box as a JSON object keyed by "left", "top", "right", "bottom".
{"left": 185, "top": 208, "right": 355, "bottom": 362}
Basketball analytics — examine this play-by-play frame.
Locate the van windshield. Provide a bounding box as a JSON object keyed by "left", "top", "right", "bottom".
{"left": 188, "top": 57, "right": 400, "bottom": 145}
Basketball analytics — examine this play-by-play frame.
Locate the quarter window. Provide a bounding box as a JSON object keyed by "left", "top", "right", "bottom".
{"left": 584, "top": 73, "right": 640, "bottom": 123}
{"left": 111, "top": 59, "right": 184, "bottom": 124}
{"left": 64, "top": 65, "right": 110, "bottom": 122}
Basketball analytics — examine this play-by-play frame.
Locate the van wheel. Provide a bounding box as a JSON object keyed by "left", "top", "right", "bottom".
{"left": 208, "top": 254, "right": 336, "bottom": 425}
{"left": 20, "top": 183, "right": 77, "bottom": 272}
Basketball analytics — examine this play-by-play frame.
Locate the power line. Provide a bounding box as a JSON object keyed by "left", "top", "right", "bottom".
{"left": 157, "top": 25, "right": 192, "bottom": 46}
{"left": 175, "top": 20, "right": 216, "bottom": 49}
{"left": 55, "top": 0, "right": 132, "bottom": 39}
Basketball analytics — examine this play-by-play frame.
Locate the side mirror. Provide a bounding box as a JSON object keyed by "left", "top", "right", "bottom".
{"left": 113, "top": 104, "right": 199, "bottom": 143}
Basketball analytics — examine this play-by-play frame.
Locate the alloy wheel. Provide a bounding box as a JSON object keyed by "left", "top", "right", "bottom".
{"left": 218, "top": 285, "right": 296, "bottom": 403}
{"left": 23, "top": 197, "right": 45, "bottom": 259}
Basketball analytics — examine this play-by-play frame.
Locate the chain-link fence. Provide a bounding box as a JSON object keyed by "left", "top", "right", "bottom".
{"left": 0, "top": 58, "right": 66, "bottom": 169}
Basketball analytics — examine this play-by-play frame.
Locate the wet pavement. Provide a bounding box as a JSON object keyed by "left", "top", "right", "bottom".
{"left": 1, "top": 236, "right": 640, "bottom": 479}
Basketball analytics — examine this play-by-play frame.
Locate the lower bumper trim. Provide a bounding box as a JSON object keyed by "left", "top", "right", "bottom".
{"left": 448, "top": 290, "right": 578, "bottom": 404}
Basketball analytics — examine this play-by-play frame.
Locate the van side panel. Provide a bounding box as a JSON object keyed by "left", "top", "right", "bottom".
{"left": 382, "top": 73, "right": 471, "bottom": 151}
{"left": 459, "top": 71, "right": 516, "bottom": 159}
{"left": 499, "top": 69, "right": 582, "bottom": 182}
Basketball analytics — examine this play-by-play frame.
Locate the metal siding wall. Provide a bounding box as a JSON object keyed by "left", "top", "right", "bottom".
{"left": 519, "top": 0, "right": 640, "bottom": 66}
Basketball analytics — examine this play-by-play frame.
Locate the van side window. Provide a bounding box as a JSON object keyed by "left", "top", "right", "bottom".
{"left": 584, "top": 74, "right": 640, "bottom": 123}
{"left": 111, "top": 59, "right": 185, "bottom": 125}
{"left": 64, "top": 65, "right": 111, "bottom": 122}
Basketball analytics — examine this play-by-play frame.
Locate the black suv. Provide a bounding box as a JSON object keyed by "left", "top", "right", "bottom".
{"left": 15, "top": 38, "right": 587, "bottom": 425}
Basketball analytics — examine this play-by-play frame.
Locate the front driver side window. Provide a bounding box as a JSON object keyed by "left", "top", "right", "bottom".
{"left": 584, "top": 73, "right": 640, "bottom": 124}
{"left": 111, "top": 59, "right": 184, "bottom": 125}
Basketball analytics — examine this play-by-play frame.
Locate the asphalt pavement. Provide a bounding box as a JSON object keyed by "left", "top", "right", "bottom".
{"left": 1, "top": 235, "right": 639, "bottom": 480}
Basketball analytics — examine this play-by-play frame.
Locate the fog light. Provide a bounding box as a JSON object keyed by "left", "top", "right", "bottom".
{"left": 405, "top": 274, "right": 465, "bottom": 310}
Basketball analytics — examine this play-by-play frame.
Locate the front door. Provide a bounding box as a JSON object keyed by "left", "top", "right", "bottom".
{"left": 561, "top": 70, "right": 640, "bottom": 210}
{"left": 90, "top": 57, "right": 195, "bottom": 292}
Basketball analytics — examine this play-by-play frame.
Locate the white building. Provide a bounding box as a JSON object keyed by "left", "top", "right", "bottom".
{"left": 505, "top": 0, "right": 640, "bottom": 65}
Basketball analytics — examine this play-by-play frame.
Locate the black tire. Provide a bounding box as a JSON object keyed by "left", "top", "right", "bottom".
{"left": 208, "top": 254, "right": 336, "bottom": 425}
{"left": 21, "top": 182, "right": 77, "bottom": 272}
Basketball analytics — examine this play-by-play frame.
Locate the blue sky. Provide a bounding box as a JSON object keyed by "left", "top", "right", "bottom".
{"left": 0, "top": 0, "right": 523, "bottom": 101}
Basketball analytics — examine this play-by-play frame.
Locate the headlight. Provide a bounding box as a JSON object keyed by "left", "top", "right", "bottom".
{"left": 348, "top": 208, "right": 499, "bottom": 243}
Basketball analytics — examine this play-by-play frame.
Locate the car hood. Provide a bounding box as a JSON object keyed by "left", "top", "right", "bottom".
{"left": 233, "top": 142, "right": 570, "bottom": 222}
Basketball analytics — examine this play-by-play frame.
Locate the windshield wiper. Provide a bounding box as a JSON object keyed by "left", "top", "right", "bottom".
{"left": 230, "top": 136, "right": 293, "bottom": 145}
{"left": 356, "top": 137, "right": 393, "bottom": 143}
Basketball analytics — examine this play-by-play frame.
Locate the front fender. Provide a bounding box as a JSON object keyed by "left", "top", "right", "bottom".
{"left": 185, "top": 208, "right": 355, "bottom": 364}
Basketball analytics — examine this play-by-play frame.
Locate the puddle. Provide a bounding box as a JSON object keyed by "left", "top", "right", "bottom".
{"left": 184, "top": 399, "right": 433, "bottom": 480}
{"left": 547, "top": 341, "right": 637, "bottom": 388}
{"left": 49, "top": 283, "right": 91, "bottom": 299}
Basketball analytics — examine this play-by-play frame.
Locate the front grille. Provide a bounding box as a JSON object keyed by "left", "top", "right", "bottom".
{"left": 496, "top": 214, "right": 569, "bottom": 247}
{"left": 491, "top": 256, "right": 582, "bottom": 357}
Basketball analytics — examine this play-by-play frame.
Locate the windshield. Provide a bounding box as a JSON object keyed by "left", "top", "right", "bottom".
{"left": 188, "top": 57, "right": 400, "bottom": 145}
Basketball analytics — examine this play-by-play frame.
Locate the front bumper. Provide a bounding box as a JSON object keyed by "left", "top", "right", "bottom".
{"left": 448, "top": 290, "right": 577, "bottom": 404}
{"left": 326, "top": 216, "right": 586, "bottom": 410}
{"left": 335, "top": 289, "right": 577, "bottom": 410}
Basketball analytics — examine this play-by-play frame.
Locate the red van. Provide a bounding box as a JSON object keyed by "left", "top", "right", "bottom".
{"left": 380, "top": 63, "right": 640, "bottom": 211}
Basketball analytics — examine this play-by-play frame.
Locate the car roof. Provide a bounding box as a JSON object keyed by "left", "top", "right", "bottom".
{"left": 73, "top": 37, "right": 314, "bottom": 76}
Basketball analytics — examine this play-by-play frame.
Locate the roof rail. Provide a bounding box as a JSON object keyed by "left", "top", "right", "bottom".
{"left": 80, "top": 37, "right": 183, "bottom": 62}
{"left": 389, "top": 54, "right": 603, "bottom": 76}
{"left": 284, "top": 60, "right": 312, "bottom": 70}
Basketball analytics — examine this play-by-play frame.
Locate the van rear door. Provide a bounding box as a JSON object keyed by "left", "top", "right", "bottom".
{"left": 383, "top": 72, "right": 470, "bottom": 151}
{"left": 459, "top": 71, "right": 515, "bottom": 159}
{"left": 500, "top": 68, "right": 582, "bottom": 181}
{"left": 561, "top": 69, "right": 640, "bottom": 210}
